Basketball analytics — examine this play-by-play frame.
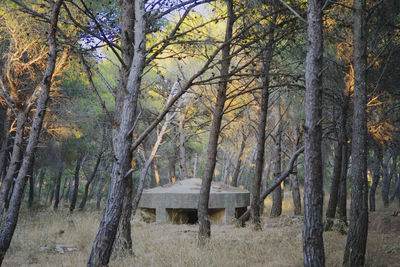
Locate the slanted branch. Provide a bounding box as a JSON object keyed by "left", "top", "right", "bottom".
{"left": 237, "top": 146, "right": 304, "bottom": 226}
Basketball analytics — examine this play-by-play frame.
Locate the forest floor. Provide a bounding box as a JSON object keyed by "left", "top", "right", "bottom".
{"left": 3, "top": 193, "right": 400, "bottom": 267}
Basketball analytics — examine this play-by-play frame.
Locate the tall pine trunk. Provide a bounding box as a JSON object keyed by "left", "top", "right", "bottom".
{"left": 303, "top": 0, "right": 325, "bottom": 265}
{"left": 250, "top": 11, "right": 275, "bottom": 227}
{"left": 198, "top": 0, "right": 234, "bottom": 244}
{"left": 343, "top": 0, "right": 369, "bottom": 265}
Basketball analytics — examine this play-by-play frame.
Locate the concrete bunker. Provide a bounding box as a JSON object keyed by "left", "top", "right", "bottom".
{"left": 138, "top": 178, "right": 250, "bottom": 224}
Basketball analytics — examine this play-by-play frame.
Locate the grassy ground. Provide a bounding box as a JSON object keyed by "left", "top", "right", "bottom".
{"left": 3, "top": 193, "right": 400, "bottom": 266}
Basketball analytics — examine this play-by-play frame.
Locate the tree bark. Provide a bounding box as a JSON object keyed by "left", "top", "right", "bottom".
{"left": 70, "top": 154, "right": 84, "bottom": 213}
{"left": 0, "top": 1, "right": 63, "bottom": 262}
{"left": 88, "top": 0, "right": 145, "bottom": 265}
{"left": 198, "top": 0, "right": 234, "bottom": 244}
{"left": 113, "top": 176, "right": 133, "bottom": 256}
{"left": 370, "top": 142, "right": 382, "bottom": 211}
{"left": 303, "top": 0, "right": 325, "bottom": 265}
{"left": 343, "top": 0, "right": 369, "bottom": 265}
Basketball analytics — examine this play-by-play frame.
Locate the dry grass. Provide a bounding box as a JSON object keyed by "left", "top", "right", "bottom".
{"left": 3, "top": 194, "right": 399, "bottom": 266}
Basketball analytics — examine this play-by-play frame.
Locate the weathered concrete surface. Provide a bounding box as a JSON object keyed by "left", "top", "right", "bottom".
{"left": 139, "top": 178, "right": 250, "bottom": 224}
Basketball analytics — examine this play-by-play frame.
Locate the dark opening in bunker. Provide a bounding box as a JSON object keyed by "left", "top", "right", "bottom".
{"left": 167, "top": 209, "right": 198, "bottom": 224}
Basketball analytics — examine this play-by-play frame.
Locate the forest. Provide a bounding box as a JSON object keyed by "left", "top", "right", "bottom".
{"left": 0, "top": 0, "right": 399, "bottom": 266}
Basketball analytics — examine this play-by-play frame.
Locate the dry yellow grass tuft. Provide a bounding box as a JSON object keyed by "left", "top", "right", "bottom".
{"left": 3, "top": 195, "right": 399, "bottom": 266}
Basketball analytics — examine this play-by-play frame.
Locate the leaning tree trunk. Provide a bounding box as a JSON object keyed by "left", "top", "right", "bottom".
{"left": 88, "top": 1, "right": 145, "bottom": 265}
{"left": 303, "top": 0, "right": 325, "bottom": 266}
{"left": 370, "top": 142, "right": 382, "bottom": 211}
{"left": 343, "top": 0, "right": 369, "bottom": 265}
{"left": 131, "top": 97, "right": 176, "bottom": 216}
{"left": 70, "top": 154, "right": 84, "bottom": 213}
{"left": 0, "top": 1, "right": 63, "bottom": 263}
{"left": 0, "top": 112, "right": 27, "bottom": 214}
{"left": 198, "top": 0, "right": 234, "bottom": 244}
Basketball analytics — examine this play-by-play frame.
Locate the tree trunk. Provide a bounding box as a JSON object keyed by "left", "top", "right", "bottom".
{"left": 96, "top": 161, "right": 111, "bottom": 210}
{"left": 27, "top": 163, "right": 35, "bottom": 208}
{"left": 0, "top": 112, "right": 27, "bottom": 214}
{"left": 131, "top": 108, "right": 174, "bottom": 216}
{"left": 193, "top": 153, "right": 198, "bottom": 178}
{"left": 79, "top": 150, "right": 103, "bottom": 210}
{"left": 37, "top": 169, "right": 45, "bottom": 201}
{"left": 343, "top": 0, "right": 369, "bottom": 265}
{"left": 88, "top": 1, "right": 145, "bottom": 265}
{"left": 370, "top": 142, "right": 382, "bottom": 211}
{"left": 303, "top": 0, "right": 325, "bottom": 265}
{"left": 0, "top": 108, "right": 11, "bottom": 182}
{"left": 113, "top": 176, "right": 133, "bottom": 256}
{"left": 53, "top": 166, "right": 64, "bottom": 210}
{"left": 382, "top": 149, "right": 397, "bottom": 207}
{"left": 96, "top": 173, "right": 109, "bottom": 210}
{"left": 270, "top": 100, "right": 282, "bottom": 218}
{"left": 232, "top": 132, "right": 247, "bottom": 187}
{"left": 70, "top": 154, "right": 84, "bottom": 213}
{"left": 325, "top": 140, "right": 342, "bottom": 230}
{"left": 243, "top": 146, "right": 257, "bottom": 189}
{"left": 0, "top": 1, "right": 63, "bottom": 262}
{"left": 291, "top": 125, "right": 302, "bottom": 216}
{"left": 250, "top": 63, "right": 270, "bottom": 227}
{"left": 168, "top": 127, "right": 177, "bottom": 182}
{"left": 198, "top": 0, "right": 234, "bottom": 244}
{"left": 65, "top": 176, "right": 73, "bottom": 202}
{"left": 390, "top": 173, "right": 400, "bottom": 202}
{"left": 178, "top": 110, "right": 188, "bottom": 180}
